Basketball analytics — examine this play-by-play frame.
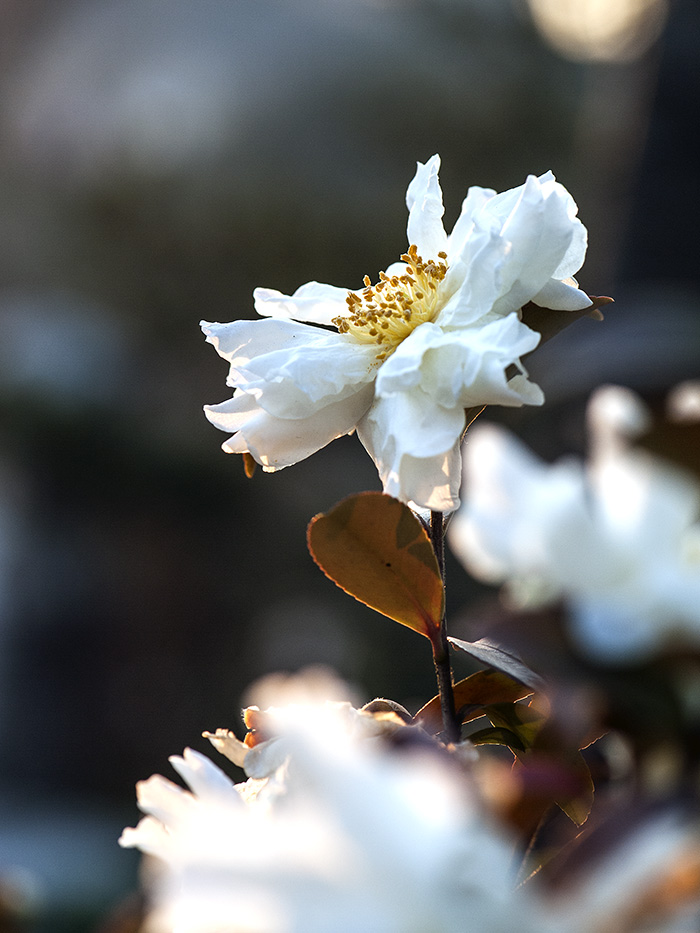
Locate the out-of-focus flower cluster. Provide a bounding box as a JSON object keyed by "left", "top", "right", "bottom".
{"left": 120, "top": 672, "right": 537, "bottom": 933}
{"left": 449, "top": 383, "right": 700, "bottom": 662}
{"left": 121, "top": 671, "right": 700, "bottom": 933}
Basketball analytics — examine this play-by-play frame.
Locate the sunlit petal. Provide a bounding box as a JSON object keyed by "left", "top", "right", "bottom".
{"left": 253, "top": 281, "right": 350, "bottom": 325}
{"left": 405, "top": 154, "right": 448, "bottom": 260}
{"left": 204, "top": 384, "right": 374, "bottom": 470}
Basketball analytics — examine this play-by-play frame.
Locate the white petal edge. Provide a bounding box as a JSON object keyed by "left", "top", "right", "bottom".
{"left": 253, "top": 281, "right": 350, "bottom": 326}
{"left": 203, "top": 318, "right": 378, "bottom": 417}
{"left": 405, "top": 155, "right": 448, "bottom": 260}
{"left": 204, "top": 383, "right": 375, "bottom": 470}
{"left": 357, "top": 389, "right": 465, "bottom": 512}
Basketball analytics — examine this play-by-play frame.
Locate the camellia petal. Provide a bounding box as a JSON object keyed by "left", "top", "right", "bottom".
{"left": 204, "top": 384, "right": 374, "bottom": 470}
{"left": 488, "top": 175, "right": 579, "bottom": 317}
{"left": 405, "top": 154, "right": 448, "bottom": 260}
{"left": 253, "top": 281, "right": 350, "bottom": 325}
{"left": 375, "top": 315, "right": 543, "bottom": 410}
{"left": 202, "top": 318, "right": 306, "bottom": 363}
{"left": 132, "top": 773, "right": 195, "bottom": 831}
{"left": 203, "top": 318, "right": 378, "bottom": 417}
{"left": 437, "top": 231, "right": 511, "bottom": 329}
{"left": 439, "top": 174, "right": 590, "bottom": 326}
{"left": 593, "top": 454, "right": 700, "bottom": 553}
{"left": 392, "top": 447, "right": 463, "bottom": 514}
{"left": 118, "top": 814, "right": 169, "bottom": 860}
{"left": 361, "top": 385, "right": 467, "bottom": 460}
{"left": 169, "top": 748, "right": 237, "bottom": 801}
{"left": 357, "top": 389, "right": 466, "bottom": 512}
{"left": 538, "top": 172, "right": 589, "bottom": 280}
{"left": 446, "top": 185, "right": 498, "bottom": 260}
{"left": 531, "top": 276, "right": 593, "bottom": 312}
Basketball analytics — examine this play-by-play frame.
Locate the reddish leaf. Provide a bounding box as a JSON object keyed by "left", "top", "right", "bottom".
{"left": 507, "top": 752, "right": 595, "bottom": 836}
{"left": 415, "top": 669, "right": 534, "bottom": 734}
{"left": 470, "top": 726, "right": 526, "bottom": 751}
{"left": 307, "top": 492, "right": 443, "bottom": 639}
{"left": 485, "top": 701, "right": 546, "bottom": 748}
{"left": 448, "top": 637, "right": 545, "bottom": 690}
{"left": 555, "top": 751, "right": 594, "bottom": 826}
{"left": 486, "top": 704, "right": 595, "bottom": 826}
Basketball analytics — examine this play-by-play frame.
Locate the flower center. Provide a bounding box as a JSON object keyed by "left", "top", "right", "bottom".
{"left": 332, "top": 244, "right": 448, "bottom": 361}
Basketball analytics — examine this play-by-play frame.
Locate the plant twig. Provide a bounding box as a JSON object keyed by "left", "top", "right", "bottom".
{"left": 429, "top": 510, "right": 459, "bottom": 742}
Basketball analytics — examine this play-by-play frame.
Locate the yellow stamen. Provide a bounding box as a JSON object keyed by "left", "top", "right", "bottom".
{"left": 332, "top": 245, "right": 448, "bottom": 358}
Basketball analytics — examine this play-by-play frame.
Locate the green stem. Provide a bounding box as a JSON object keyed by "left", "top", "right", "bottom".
{"left": 429, "top": 510, "right": 459, "bottom": 742}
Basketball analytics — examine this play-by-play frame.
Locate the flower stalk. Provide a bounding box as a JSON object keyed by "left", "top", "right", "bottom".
{"left": 429, "top": 510, "right": 459, "bottom": 742}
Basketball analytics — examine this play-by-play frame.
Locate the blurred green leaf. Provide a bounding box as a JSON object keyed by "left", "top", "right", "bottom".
{"left": 307, "top": 492, "right": 443, "bottom": 639}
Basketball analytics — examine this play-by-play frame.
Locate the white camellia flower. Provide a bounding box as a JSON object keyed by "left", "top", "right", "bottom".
{"left": 448, "top": 386, "right": 700, "bottom": 661}
{"left": 120, "top": 688, "right": 540, "bottom": 933}
{"left": 202, "top": 155, "right": 591, "bottom": 512}
{"left": 119, "top": 671, "right": 700, "bottom": 932}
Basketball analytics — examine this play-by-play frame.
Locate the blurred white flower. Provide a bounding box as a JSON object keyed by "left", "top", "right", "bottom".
{"left": 203, "top": 155, "right": 590, "bottom": 512}
{"left": 120, "top": 691, "right": 536, "bottom": 933}
{"left": 448, "top": 385, "right": 700, "bottom": 661}
{"left": 203, "top": 667, "right": 414, "bottom": 778}
{"left": 546, "top": 810, "right": 700, "bottom": 933}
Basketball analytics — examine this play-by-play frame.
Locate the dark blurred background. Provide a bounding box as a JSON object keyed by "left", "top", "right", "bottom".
{"left": 0, "top": 0, "right": 697, "bottom": 928}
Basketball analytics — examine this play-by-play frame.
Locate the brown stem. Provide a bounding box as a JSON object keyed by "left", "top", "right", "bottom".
{"left": 429, "top": 510, "right": 459, "bottom": 742}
